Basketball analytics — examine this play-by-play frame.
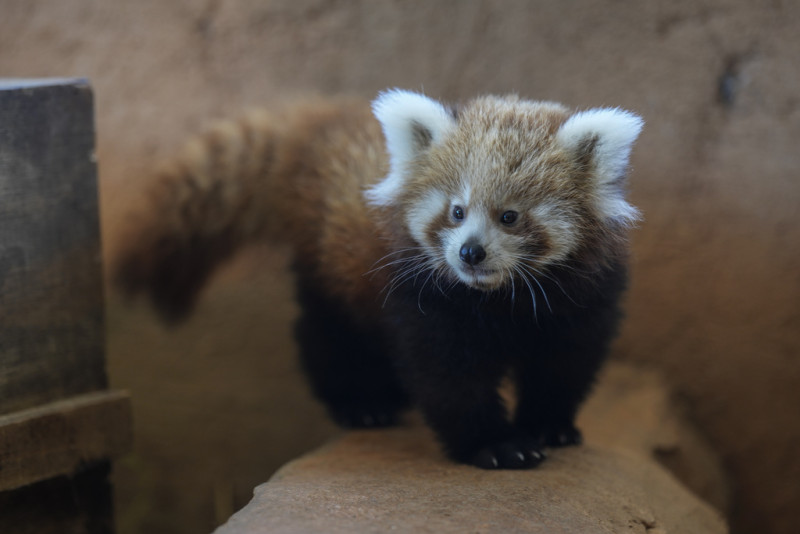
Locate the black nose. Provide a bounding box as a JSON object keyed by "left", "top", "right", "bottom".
{"left": 459, "top": 242, "right": 486, "bottom": 266}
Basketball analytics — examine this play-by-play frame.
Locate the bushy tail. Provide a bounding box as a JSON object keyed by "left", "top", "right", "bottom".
{"left": 114, "top": 110, "right": 280, "bottom": 322}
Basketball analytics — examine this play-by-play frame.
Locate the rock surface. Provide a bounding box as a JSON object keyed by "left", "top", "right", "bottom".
{"left": 214, "top": 364, "right": 728, "bottom": 534}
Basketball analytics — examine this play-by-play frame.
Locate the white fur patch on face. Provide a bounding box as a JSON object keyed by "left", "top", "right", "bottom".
{"left": 405, "top": 189, "right": 448, "bottom": 246}
{"left": 448, "top": 208, "right": 486, "bottom": 252}
{"left": 530, "top": 202, "right": 579, "bottom": 263}
{"left": 556, "top": 108, "right": 643, "bottom": 225}
{"left": 366, "top": 89, "right": 456, "bottom": 207}
{"left": 441, "top": 209, "right": 506, "bottom": 289}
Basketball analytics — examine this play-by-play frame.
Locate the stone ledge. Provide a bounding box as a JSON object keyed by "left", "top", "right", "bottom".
{"left": 214, "top": 364, "right": 728, "bottom": 533}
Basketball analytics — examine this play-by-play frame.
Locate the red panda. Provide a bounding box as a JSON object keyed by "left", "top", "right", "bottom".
{"left": 116, "top": 90, "right": 643, "bottom": 469}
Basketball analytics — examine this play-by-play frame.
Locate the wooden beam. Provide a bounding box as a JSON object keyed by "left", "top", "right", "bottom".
{"left": 0, "top": 390, "right": 132, "bottom": 491}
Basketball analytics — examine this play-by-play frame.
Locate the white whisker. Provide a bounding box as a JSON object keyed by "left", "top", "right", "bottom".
{"left": 366, "top": 247, "right": 428, "bottom": 276}
{"left": 528, "top": 267, "right": 552, "bottom": 313}
{"left": 512, "top": 264, "right": 538, "bottom": 321}
{"left": 530, "top": 265, "right": 579, "bottom": 306}
{"left": 509, "top": 267, "right": 516, "bottom": 304}
{"left": 381, "top": 260, "right": 427, "bottom": 304}
{"left": 417, "top": 270, "right": 436, "bottom": 314}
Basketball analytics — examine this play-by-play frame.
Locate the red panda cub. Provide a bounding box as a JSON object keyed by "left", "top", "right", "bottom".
{"left": 116, "top": 90, "right": 643, "bottom": 469}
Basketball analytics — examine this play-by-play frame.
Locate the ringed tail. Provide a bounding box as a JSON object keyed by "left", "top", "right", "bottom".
{"left": 114, "top": 110, "right": 279, "bottom": 322}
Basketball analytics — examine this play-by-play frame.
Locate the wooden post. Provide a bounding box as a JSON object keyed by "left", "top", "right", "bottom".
{"left": 0, "top": 79, "right": 131, "bottom": 533}
{"left": 0, "top": 78, "right": 106, "bottom": 413}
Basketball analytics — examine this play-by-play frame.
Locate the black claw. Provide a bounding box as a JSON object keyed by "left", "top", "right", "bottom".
{"left": 471, "top": 438, "right": 547, "bottom": 470}
{"left": 496, "top": 444, "right": 527, "bottom": 469}
{"left": 522, "top": 448, "right": 545, "bottom": 468}
{"left": 521, "top": 439, "right": 547, "bottom": 464}
{"left": 472, "top": 449, "right": 500, "bottom": 469}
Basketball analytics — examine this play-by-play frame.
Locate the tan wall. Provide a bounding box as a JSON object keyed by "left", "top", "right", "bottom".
{"left": 2, "top": 1, "right": 798, "bottom": 533}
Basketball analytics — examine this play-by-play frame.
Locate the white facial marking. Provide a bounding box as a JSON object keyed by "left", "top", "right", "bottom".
{"left": 460, "top": 182, "right": 471, "bottom": 207}
{"left": 530, "top": 202, "right": 578, "bottom": 262}
{"left": 442, "top": 208, "right": 505, "bottom": 289}
{"left": 405, "top": 189, "right": 447, "bottom": 245}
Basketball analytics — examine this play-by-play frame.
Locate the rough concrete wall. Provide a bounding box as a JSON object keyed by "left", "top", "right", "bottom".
{"left": 1, "top": 1, "right": 798, "bottom": 533}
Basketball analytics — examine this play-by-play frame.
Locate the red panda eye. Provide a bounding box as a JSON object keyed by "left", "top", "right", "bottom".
{"left": 501, "top": 211, "right": 518, "bottom": 225}
{"left": 452, "top": 206, "right": 465, "bottom": 220}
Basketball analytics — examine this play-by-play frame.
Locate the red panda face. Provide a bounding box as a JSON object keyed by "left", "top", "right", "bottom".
{"left": 368, "top": 90, "right": 643, "bottom": 293}
{"left": 402, "top": 142, "right": 583, "bottom": 291}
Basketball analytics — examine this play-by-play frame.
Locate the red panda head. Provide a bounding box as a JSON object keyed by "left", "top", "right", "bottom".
{"left": 367, "top": 89, "right": 643, "bottom": 292}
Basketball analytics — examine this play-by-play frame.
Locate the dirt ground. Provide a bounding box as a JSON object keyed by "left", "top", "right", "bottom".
{"left": 1, "top": 1, "right": 799, "bottom": 533}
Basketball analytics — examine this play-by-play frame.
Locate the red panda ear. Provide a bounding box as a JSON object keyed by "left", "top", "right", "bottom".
{"left": 556, "top": 108, "right": 644, "bottom": 224}
{"left": 366, "top": 89, "right": 456, "bottom": 206}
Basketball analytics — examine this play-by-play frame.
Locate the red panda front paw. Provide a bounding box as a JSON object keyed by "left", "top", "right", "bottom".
{"left": 470, "top": 438, "right": 546, "bottom": 470}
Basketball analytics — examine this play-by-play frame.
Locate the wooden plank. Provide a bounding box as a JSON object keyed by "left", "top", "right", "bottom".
{"left": 0, "top": 79, "right": 106, "bottom": 415}
{"left": 0, "top": 390, "right": 132, "bottom": 491}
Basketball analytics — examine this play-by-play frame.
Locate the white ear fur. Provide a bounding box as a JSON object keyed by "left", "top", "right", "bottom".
{"left": 556, "top": 108, "right": 644, "bottom": 224}
{"left": 366, "top": 89, "right": 456, "bottom": 206}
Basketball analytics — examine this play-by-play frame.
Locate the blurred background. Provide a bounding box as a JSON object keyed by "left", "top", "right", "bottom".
{"left": 1, "top": 1, "right": 798, "bottom": 533}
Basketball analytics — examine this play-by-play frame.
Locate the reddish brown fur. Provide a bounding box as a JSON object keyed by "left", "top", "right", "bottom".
{"left": 116, "top": 99, "right": 393, "bottom": 318}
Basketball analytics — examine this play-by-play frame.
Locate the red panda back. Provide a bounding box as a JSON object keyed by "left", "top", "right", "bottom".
{"left": 114, "top": 99, "right": 390, "bottom": 320}
{"left": 270, "top": 100, "right": 392, "bottom": 314}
